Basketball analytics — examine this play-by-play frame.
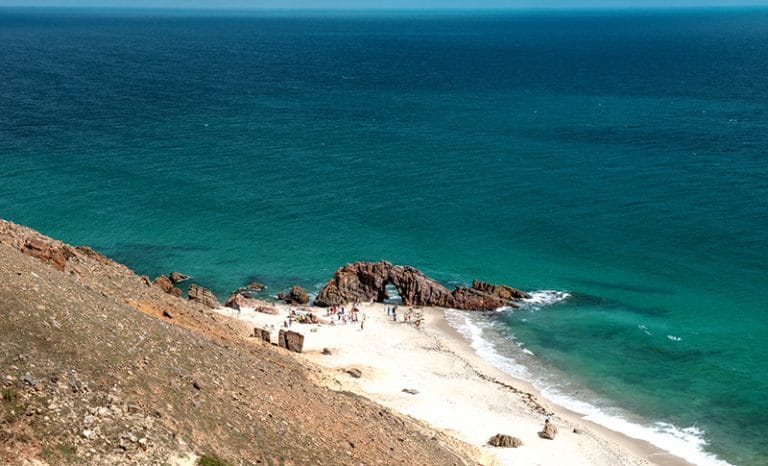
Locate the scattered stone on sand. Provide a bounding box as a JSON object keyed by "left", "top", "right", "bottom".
{"left": 187, "top": 284, "right": 218, "bottom": 309}
{"left": 192, "top": 380, "right": 202, "bottom": 390}
{"left": 322, "top": 348, "right": 333, "bottom": 356}
{"left": 345, "top": 368, "right": 362, "bottom": 379}
{"left": 488, "top": 434, "right": 523, "bottom": 448}
{"left": 278, "top": 285, "right": 310, "bottom": 305}
{"left": 402, "top": 388, "right": 419, "bottom": 395}
{"left": 278, "top": 329, "right": 304, "bottom": 353}
{"left": 573, "top": 426, "right": 585, "bottom": 434}
{"left": 162, "top": 310, "right": 173, "bottom": 319}
{"left": 254, "top": 328, "right": 271, "bottom": 343}
{"left": 314, "top": 260, "right": 529, "bottom": 310}
{"left": 539, "top": 420, "right": 558, "bottom": 440}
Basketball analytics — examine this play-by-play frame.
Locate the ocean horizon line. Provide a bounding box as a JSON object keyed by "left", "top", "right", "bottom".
{"left": 3, "top": 5, "right": 768, "bottom": 15}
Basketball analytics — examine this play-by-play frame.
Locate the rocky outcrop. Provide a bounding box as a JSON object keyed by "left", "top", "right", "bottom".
{"left": 21, "top": 238, "right": 75, "bottom": 272}
{"left": 187, "top": 284, "right": 218, "bottom": 309}
{"left": 169, "top": 271, "right": 189, "bottom": 284}
{"left": 278, "top": 329, "right": 304, "bottom": 353}
{"left": 488, "top": 434, "right": 523, "bottom": 448}
{"left": 224, "top": 293, "right": 279, "bottom": 314}
{"left": 471, "top": 280, "right": 530, "bottom": 301}
{"left": 278, "top": 285, "right": 309, "bottom": 305}
{"left": 314, "top": 261, "right": 527, "bottom": 311}
{"left": 152, "top": 275, "right": 174, "bottom": 293}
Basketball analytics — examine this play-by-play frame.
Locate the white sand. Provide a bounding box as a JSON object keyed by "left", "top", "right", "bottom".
{"left": 215, "top": 302, "right": 691, "bottom": 466}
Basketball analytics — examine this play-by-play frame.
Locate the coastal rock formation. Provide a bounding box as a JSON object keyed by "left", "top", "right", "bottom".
{"left": 21, "top": 237, "right": 75, "bottom": 272}
{"left": 169, "top": 271, "right": 190, "bottom": 284}
{"left": 314, "top": 261, "right": 529, "bottom": 311}
{"left": 278, "top": 329, "right": 304, "bottom": 353}
{"left": 488, "top": 434, "right": 523, "bottom": 448}
{"left": 153, "top": 275, "right": 174, "bottom": 293}
{"left": 187, "top": 284, "right": 218, "bottom": 309}
{"left": 278, "top": 285, "right": 310, "bottom": 305}
{"left": 471, "top": 280, "right": 530, "bottom": 301}
{"left": 224, "top": 293, "right": 279, "bottom": 314}
{"left": 539, "top": 420, "right": 558, "bottom": 440}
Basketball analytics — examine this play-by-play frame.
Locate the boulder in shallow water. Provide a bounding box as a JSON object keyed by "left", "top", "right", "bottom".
{"left": 488, "top": 434, "right": 523, "bottom": 448}
{"left": 169, "top": 271, "right": 190, "bottom": 284}
{"left": 278, "top": 285, "right": 310, "bottom": 305}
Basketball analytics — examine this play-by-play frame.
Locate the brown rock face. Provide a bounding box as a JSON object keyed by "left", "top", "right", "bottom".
{"left": 471, "top": 280, "right": 530, "bottom": 301}
{"left": 278, "top": 329, "right": 304, "bottom": 353}
{"left": 488, "top": 434, "right": 523, "bottom": 448}
{"left": 278, "top": 285, "right": 309, "bottom": 305}
{"left": 314, "top": 261, "right": 527, "bottom": 311}
{"left": 187, "top": 284, "right": 218, "bottom": 309}
{"left": 224, "top": 293, "right": 279, "bottom": 314}
{"left": 152, "top": 275, "right": 174, "bottom": 293}
{"left": 21, "top": 238, "right": 75, "bottom": 272}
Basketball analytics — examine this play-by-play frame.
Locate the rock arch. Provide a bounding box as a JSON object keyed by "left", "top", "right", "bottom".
{"left": 313, "top": 261, "right": 530, "bottom": 311}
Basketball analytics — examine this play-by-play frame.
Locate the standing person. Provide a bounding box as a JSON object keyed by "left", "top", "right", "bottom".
{"left": 360, "top": 313, "right": 366, "bottom": 330}
{"left": 392, "top": 309, "right": 397, "bottom": 322}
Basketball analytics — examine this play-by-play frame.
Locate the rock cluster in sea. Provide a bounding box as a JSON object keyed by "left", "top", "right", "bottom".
{"left": 314, "top": 260, "right": 530, "bottom": 311}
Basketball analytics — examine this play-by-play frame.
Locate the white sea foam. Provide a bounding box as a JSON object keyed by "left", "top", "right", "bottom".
{"left": 522, "top": 290, "right": 571, "bottom": 308}
{"left": 445, "top": 310, "right": 530, "bottom": 379}
{"left": 541, "top": 389, "right": 732, "bottom": 466}
{"left": 445, "top": 295, "right": 733, "bottom": 466}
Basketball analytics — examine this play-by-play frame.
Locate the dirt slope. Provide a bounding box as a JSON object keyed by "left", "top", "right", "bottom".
{"left": 0, "top": 220, "right": 478, "bottom": 466}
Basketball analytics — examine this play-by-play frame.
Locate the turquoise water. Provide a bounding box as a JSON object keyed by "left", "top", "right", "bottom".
{"left": 1, "top": 8, "right": 767, "bottom": 465}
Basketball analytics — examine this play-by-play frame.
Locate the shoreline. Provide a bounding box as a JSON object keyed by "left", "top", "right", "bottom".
{"left": 214, "top": 301, "right": 697, "bottom": 466}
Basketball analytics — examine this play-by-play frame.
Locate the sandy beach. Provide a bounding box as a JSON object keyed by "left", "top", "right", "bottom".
{"left": 214, "top": 302, "right": 693, "bottom": 466}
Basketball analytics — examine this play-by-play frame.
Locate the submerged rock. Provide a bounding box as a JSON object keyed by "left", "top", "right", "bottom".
{"left": 314, "top": 260, "right": 527, "bottom": 311}
{"left": 169, "top": 271, "right": 190, "bottom": 284}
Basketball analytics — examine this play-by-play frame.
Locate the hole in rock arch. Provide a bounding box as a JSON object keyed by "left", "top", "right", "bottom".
{"left": 383, "top": 283, "right": 402, "bottom": 305}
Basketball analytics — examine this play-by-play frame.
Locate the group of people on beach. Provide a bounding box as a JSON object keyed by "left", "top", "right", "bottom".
{"left": 326, "top": 303, "right": 367, "bottom": 330}
{"left": 283, "top": 307, "right": 319, "bottom": 328}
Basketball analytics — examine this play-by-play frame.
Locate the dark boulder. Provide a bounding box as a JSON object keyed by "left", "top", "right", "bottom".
{"left": 278, "top": 285, "right": 309, "bottom": 305}
{"left": 169, "top": 271, "right": 190, "bottom": 284}
{"left": 278, "top": 329, "right": 304, "bottom": 353}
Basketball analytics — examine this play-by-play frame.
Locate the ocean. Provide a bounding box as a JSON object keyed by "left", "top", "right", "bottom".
{"left": 1, "top": 7, "right": 766, "bottom": 465}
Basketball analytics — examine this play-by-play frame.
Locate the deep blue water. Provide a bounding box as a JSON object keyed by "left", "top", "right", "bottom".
{"left": 1, "top": 8, "right": 767, "bottom": 465}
